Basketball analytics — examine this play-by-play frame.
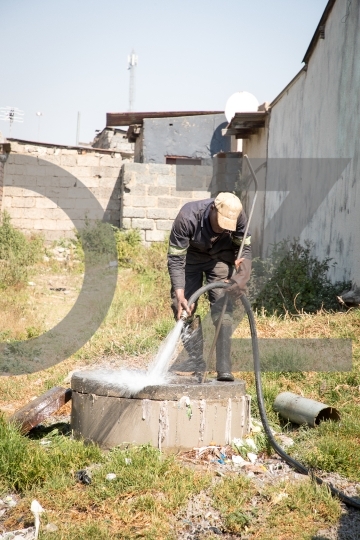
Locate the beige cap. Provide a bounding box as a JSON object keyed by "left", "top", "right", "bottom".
{"left": 214, "top": 192, "right": 242, "bottom": 231}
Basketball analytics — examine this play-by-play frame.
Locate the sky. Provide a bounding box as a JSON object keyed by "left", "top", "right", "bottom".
{"left": 1, "top": 0, "right": 328, "bottom": 146}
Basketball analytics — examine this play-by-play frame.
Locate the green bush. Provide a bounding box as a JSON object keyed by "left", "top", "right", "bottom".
{"left": 250, "top": 239, "right": 351, "bottom": 314}
{"left": 0, "top": 211, "right": 44, "bottom": 288}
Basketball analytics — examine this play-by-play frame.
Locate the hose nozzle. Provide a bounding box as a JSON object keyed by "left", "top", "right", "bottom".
{"left": 180, "top": 310, "right": 189, "bottom": 321}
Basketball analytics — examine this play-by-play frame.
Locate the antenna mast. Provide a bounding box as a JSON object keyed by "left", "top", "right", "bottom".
{"left": 128, "top": 49, "right": 138, "bottom": 112}
{"left": 0, "top": 107, "right": 24, "bottom": 137}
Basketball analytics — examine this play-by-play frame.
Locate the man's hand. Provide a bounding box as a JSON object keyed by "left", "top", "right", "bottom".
{"left": 175, "top": 289, "right": 194, "bottom": 320}
{"left": 227, "top": 258, "right": 252, "bottom": 298}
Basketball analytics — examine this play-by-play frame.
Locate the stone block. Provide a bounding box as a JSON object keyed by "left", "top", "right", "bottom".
{"left": 36, "top": 197, "right": 58, "bottom": 209}
{"left": 192, "top": 190, "right": 210, "bottom": 199}
{"left": 39, "top": 155, "right": 61, "bottom": 166}
{"left": 61, "top": 149, "right": 77, "bottom": 156}
{"left": 105, "top": 199, "right": 120, "bottom": 211}
{"left": 146, "top": 229, "right": 166, "bottom": 242}
{"left": 158, "top": 197, "right": 181, "bottom": 208}
{"left": 36, "top": 176, "right": 52, "bottom": 187}
{"left": 41, "top": 208, "right": 67, "bottom": 220}
{"left": 60, "top": 154, "right": 77, "bottom": 167}
{"left": 132, "top": 196, "right": 157, "bottom": 207}
{"left": 6, "top": 207, "right": 23, "bottom": 218}
{"left": 181, "top": 198, "right": 194, "bottom": 206}
{"left": 122, "top": 217, "right": 131, "bottom": 229}
{"left": 45, "top": 187, "right": 63, "bottom": 199}
{"left": 156, "top": 220, "right": 173, "bottom": 231}
{"left": 124, "top": 162, "right": 148, "bottom": 173}
{"left": 77, "top": 155, "right": 99, "bottom": 167}
{"left": 131, "top": 218, "right": 154, "bottom": 230}
{"left": 146, "top": 208, "right": 169, "bottom": 219}
{"left": 158, "top": 175, "right": 176, "bottom": 187}
{"left": 122, "top": 207, "right": 146, "bottom": 218}
{"left": 70, "top": 166, "right": 92, "bottom": 177}
{"left": 23, "top": 176, "right": 39, "bottom": 188}
{"left": 10, "top": 218, "right": 34, "bottom": 229}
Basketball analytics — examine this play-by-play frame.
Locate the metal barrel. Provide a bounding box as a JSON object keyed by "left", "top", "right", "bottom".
{"left": 273, "top": 391, "right": 340, "bottom": 427}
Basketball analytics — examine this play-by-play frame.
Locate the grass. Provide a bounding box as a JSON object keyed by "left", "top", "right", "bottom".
{"left": 0, "top": 226, "right": 360, "bottom": 538}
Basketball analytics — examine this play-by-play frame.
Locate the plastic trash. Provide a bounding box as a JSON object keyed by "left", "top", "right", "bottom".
{"left": 247, "top": 452, "right": 258, "bottom": 464}
{"left": 76, "top": 470, "right": 91, "bottom": 485}
{"left": 124, "top": 458, "right": 132, "bottom": 465}
{"left": 31, "top": 500, "right": 44, "bottom": 540}
{"left": 105, "top": 473, "right": 117, "bottom": 481}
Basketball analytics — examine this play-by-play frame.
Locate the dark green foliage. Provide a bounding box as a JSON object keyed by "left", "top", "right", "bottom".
{"left": 250, "top": 239, "right": 351, "bottom": 314}
{"left": 0, "top": 211, "right": 44, "bottom": 288}
{"left": 74, "top": 219, "right": 118, "bottom": 260}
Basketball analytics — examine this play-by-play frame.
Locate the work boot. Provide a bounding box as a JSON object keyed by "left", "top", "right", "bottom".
{"left": 170, "top": 316, "right": 205, "bottom": 374}
{"left": 216, "top": 323, "right": 234, "bottom": 382}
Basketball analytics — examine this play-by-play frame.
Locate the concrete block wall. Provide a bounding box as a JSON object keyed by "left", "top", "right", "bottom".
{"left": 122, "top": 162, "right": 212, "bottom": 244}
{"left": 2, "top": 140, "right": 128, "bottom": 241}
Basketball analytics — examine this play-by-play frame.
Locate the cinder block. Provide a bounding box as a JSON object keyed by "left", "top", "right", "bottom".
{"left": 77, "top": 155, "right": 99, "bottom": 167}
{"left": 10, "top": 218, "right": 34, "bottom": 229}
{"left": 70, "top": 166, "right": 92, "bottom": 177}
{"left": 60, "top": 156, "right": 77, "bottom": 167}
{"left": 132, "top": 218, "right": 154, "bottom": 230}
{"left": 99, "top": 155, "right": 122, "bottom": 167}
{"left": 39, "top": 155, "right": 61, "bottom": 166}
{"left": 56, "top": 219, "right": 74, "bottom": 231}
{"left": 122, "top": 218, "right": 131, "bottom": 229}
{"left": 23, "top": 176, "right": 39, "bottom": 188}
{"left": 34, "top": 219, "right": 59, "bottom": 230}
{"left": 3, "top": 196, "right": 12, "bottom": 208}
{"left": 35, "top": 197, "right": 58, "bottom": 209}
{"left": 181, "top": 198, "right": 194, "bottom": 206}
{"left": 45, "top": 187, "right": 63, "bottom": 199}
{"left": 156, "top": 220, "right": 173, "bottom": 231}
{"left": 168, "top": 207, "right": 180, "bottom": 219}
{"left": 105, "top": 199, "right": 120, "bottom": 211}
{"left": 132, "top": 196, "right": 157, "bottom": 207}
{"left": 78, "top": 177, "right": 100, "bottom": 189}
{"left": 128, "top": 184, "right": 146, "bottom": 196}
{"left": 123, "top": 207, "right": 146, "bottom": 218}
{"left": 58, "top": 177, "right": 78, "bottom": 188}
{"left": 101, "top": 166, "right": 121, "bottom": 178}
{"left": 12, "top": 197, "right": 36, "bottom": 208}
{"left": 170, "top": 188, "right": 193, "bottom": 197}
{"left": 36, "top": 176, "right": 52, "bottom": 187}
{"left": 192, "top": 190, "right": 210, "bottom": 199}
{"left": 26, "top": 165, "right": 46, "bottom": 177}
{"left": 75, "top": 198, "right": 99, "bottom": 209}
{"left": 42, "top": 208, "right": 68, "bottom": 220}
{"left": 146, "top": 229, "right": 166, "bottom": 242}
{"left": 146, "top": 208, "right": 169, "bottom": 219}
{"left": 148, "top": 164, "right": 173, "bottom": 175}
{"left": 123, "top": 162, "right": 148, "bottom": 173}
{"left": 100, "top": 177, "right": 118, "bottom": 188}
{"left": 158, "top": 175, "right": 176, "bottom": 187}
{"left": 134, "top": 174, "right": 156, "bottom": 186}
{"left": 158, "top": 197, "right": 181, "bottom": 208}
{"left": 57, "top": 198, "right": 75, "bottom": 209}
{"left": 67, "top": 187, "right": 91, "bottom": 199}
{"left": 151, "top": 186, "right": 170, "bottom": 196}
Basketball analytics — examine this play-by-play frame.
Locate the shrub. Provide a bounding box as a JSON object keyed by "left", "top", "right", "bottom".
{"left": 250, "top": 239, "right": 351, "bottom": 314}
{"left": 0, "top": 211, "right": 44, "bottom": 288}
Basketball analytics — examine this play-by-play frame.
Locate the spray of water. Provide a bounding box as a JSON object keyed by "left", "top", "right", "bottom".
{"left": 105, "top": 319, "right": 184, "bottom": 397}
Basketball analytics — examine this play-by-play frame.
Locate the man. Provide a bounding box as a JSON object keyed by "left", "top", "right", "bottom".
{"left": 167, "top": 192, "right": 252, "bottom": 381}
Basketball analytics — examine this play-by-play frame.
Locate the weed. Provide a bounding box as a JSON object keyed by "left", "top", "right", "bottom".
{"left": 0, "top": 211, "right": 44, "bottom": 288}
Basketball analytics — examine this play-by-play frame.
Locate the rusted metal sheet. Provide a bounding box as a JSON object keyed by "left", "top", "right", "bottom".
{"left": 106, "top": 111, "right": 223, "bottom": 127}
{"left": 9, "top": 387, "right": 72, "bottom": 434}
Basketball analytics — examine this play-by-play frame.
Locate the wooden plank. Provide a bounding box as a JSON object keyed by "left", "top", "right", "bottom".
{"left": 107, "top": 110, "right": 223, "bottom": 127}
{"left": 9, "top": 387, "right": 72, "bottom": 434}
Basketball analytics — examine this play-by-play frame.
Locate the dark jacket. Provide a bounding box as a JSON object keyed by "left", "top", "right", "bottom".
{"left": 168, "top": 198, "right": 251, "bottom": 290}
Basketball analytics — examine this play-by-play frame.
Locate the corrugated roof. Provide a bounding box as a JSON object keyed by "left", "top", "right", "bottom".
{"left": 222, "top": 112, "right": 268, "bottom": 139}
{"left": 106, "top": 111, "right": 223, "bottom": 127}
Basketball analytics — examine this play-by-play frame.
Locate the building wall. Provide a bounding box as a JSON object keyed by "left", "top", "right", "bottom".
{"left": 244, "top": 0, "right": 360, "bottom": 284}
{"left": 2, "top": 140, "right": 125, "bottom": 241}
{"left": 139, "top": 114, "right": 230, "bottom": 164}
{"left": 122, "top": 162, "right": 212, "bottom": 244}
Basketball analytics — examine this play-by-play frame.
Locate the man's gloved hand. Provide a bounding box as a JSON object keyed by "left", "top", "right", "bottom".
{"left": 227, "top": 258, "right": 252, "bottom": 297}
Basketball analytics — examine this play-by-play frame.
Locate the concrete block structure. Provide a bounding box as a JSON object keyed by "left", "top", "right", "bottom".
{"left": 1, "top": 139, "right": 130, "bottom": 241}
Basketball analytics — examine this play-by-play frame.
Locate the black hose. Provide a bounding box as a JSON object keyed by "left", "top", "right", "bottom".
{"left": 187, "top": 282, "right": 360, "bottom": 510}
